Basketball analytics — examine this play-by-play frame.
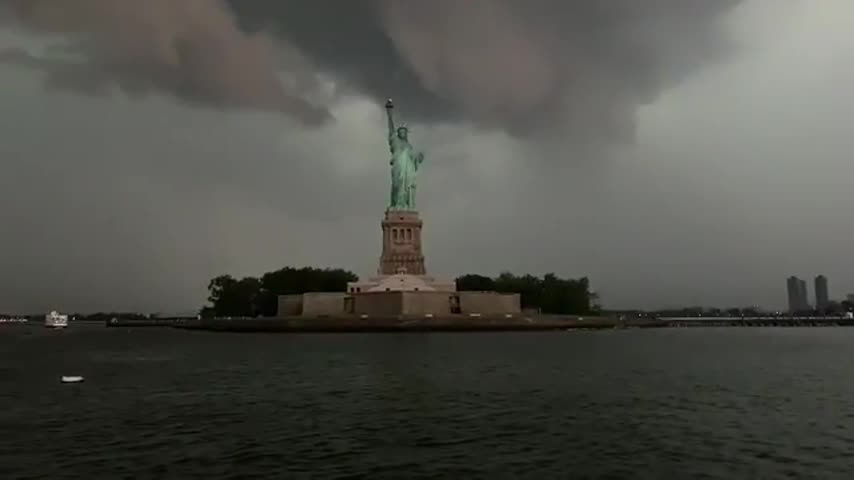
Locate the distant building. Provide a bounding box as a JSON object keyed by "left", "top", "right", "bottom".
{"left": 799, "top": 279, "right": 809, "bottom": 310}
{"left": 814, "top": 275, "right": 829, "bottom": 312}
{"left": 787, "top": 276, "right": 810, "bottom": 313}
{"left": 786, "top": 277, "right": 797, "bottom": 312}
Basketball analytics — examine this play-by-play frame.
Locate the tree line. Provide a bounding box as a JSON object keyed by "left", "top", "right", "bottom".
{"left": 202, "top": 267, "right": 598, "bottom": 317}
{"left": 201, "top": 267, "right": 358, "bottom": 318}
{"left": 455, "top": 273, "right": 597, "bottom": 315}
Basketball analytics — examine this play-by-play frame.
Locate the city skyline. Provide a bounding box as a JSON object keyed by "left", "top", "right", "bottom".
{"left": 785, "top": 274, "right": 847, "bottom": 314}
{"left": 1, "top": 1, "right": 854, "bottom": 313}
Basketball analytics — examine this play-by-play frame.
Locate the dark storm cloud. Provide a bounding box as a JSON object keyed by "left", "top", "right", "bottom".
{"left": 2, "top": 0, "right": 739, "bottom": 141}
{"left": 228, "top": 0, "right": 741, "bottom": 139}
{"left": 0, "top": 0, "right": 330, "bottom": 124}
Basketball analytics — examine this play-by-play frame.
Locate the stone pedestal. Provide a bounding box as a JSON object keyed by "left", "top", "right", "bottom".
{"left": 347, "top": 209, "right": 455, "bottom": 296}
{"left": 379, "top": 209, "right": 425, "bottom": 275}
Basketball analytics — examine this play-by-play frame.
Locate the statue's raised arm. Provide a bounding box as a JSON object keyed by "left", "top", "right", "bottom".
{"left": 385, "top": 98, "right": 395, "bottom": 143}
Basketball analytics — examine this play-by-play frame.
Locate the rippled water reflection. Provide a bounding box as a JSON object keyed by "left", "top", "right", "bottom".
{"left": 2, "top": 326, "right": 853, "bottom": 478}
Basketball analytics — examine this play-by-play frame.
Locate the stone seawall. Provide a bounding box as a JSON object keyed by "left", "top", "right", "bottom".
{"left": 173, "top": 315, "right": 667, "bottom": 333}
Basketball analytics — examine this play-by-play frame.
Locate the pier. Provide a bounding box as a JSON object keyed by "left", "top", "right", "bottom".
{"left": 661, "top": 316, "right": 854, "bottom": 327}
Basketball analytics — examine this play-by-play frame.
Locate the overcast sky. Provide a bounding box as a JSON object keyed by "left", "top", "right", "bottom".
{"left": 1, "top": 0, "right": 852, "bottom": 313}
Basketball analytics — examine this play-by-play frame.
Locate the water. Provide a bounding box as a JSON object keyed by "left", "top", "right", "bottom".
{"left": 2, "top": 326, "right": 853, "bottom": 479}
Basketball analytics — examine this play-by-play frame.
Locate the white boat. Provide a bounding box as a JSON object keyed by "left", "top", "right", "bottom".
{"left": 61, "top": 376, "right": 84, "bottom": 383}
{"left": 45, "top": 311, "right": 68, "bottom": 328}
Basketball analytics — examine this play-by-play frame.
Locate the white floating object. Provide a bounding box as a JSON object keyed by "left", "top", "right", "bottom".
{"left": 61, "top": 376, "right": 84, "bottom": 383}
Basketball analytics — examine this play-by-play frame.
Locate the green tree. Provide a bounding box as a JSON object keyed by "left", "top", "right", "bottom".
{"left": 455, "top": 274, "right": 495, "bottom": 291}
{"left": 203, "top": 267, "right": 358, "bottom": 317}
{"left": 456, "top": 272, "right": 595, "bottom": 315}
{"left": 255, "top": 267, "right": 358, "bottom": 316}
{"left": 205, "top": 274, "right": 261, "bottom": 317}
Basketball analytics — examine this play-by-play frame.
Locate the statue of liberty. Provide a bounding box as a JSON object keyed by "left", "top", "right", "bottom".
{"left": 385, "top": 99, "right": 424, "bottom": 211}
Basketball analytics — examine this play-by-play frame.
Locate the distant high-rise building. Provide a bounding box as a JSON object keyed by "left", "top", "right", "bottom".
{"left": 787, "top": 276, "right": 810, "bottom": 313}
{"left": 799, "top": 278, "right": 809, "bottom": 310}
{"left": 787, "top": 276, "right": 799, "bottom": 312}
{"left": 815, "top": 275, "right": 829, "bottom": 311}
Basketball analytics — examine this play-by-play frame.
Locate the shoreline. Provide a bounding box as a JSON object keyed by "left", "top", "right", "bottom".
{"left": 169, "top": 315, "right": 661, "bottom": 333}
{"left": 95, "top": 315, "right": 854, "bottom": 332}
{"left": 5, "top": 316, "right": 846, "bottom": 332}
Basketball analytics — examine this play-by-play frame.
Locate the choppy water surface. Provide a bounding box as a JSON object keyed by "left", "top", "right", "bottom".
{"left": 2, "top": 326, "right": 854, "bottom": 479}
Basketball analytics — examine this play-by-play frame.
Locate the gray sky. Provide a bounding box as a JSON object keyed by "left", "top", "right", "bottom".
{"left": 1, "top": 0, "right": 852, "bottom": 313}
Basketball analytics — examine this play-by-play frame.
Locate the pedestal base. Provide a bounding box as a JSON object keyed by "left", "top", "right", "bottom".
{"left": 347, "top": 273, "right": 456, "bottom": 294}
{"left": 379, "top": 209, "right": 425, "bottom": 275}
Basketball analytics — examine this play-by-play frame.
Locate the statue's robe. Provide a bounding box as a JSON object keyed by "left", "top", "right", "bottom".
{"left": 389, "top": 136, "right": 420, "bottom": 210}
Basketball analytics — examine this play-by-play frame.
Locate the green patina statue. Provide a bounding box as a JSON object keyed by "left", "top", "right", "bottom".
{"left": 385, "top": 98, "right": 424, "bottom": 211}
